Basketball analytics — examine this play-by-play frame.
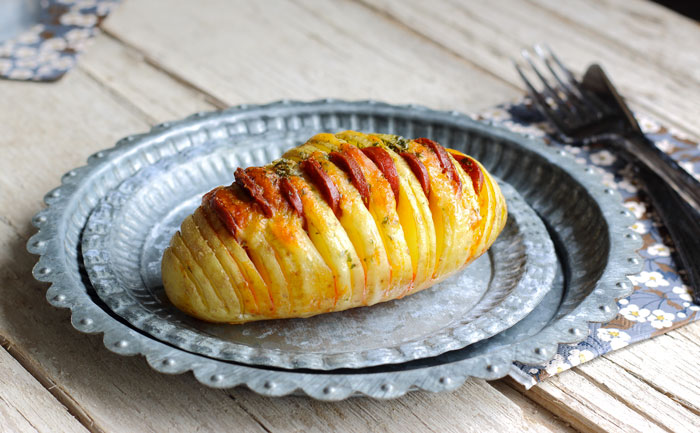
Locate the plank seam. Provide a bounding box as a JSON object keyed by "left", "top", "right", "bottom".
{"left": 522, "top": 0, "right": 700, "bottom": 88}
{"left": 342, "top": 0, "right": 521, "bottom": 92}
{"left": 0, "top": 215, "right": 23, "bottom": 239}
{"left": 0, "top": 392, "right": 41, "bottom": 433}
{"left": 98, "top": 30, "right": 230, "bottom": 110}
{"left": 573, "top": 367, "right": 675, "bottom": 433}
{"left": 665, "top": 323, "right": 700, "bottom": 351}
{"left": 507, "top": 373, "right": 643, "bottom": 433}
{"left": 225, "top": 393, "right": 273, "bottom": 433}
{"left": 0, "top": 335, "right": 105, "bottom": 433}
{"left": 78, "top": 65, "right": 159, "bottom": 125}
{"left": 500, "top": 378, "right": 585, "bottom": 433}
{"left": 602, "top": 351, "right": 700, "bottom": 417}
{"left": 525, "top": 385, "right": 631, "bottom": 433}
{"left": 395, "top": 398, "right": 443, "bottom": 433}
{"left": 350, "top": 0, "right": 700, "bottom": 140}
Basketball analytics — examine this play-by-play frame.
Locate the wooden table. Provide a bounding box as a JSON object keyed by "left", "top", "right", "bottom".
{"left": 2, "top": 1, "right": 699, "bottom": 431}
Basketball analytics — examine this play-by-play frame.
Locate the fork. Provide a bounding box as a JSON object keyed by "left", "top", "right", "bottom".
{"left": 514, "top": 45, "right": 700, "bottom": 304}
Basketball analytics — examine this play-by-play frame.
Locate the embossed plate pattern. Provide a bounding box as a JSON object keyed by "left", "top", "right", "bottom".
{"left": 28, "top": 100, "right": 642, "bottom": 399}
{"left": 81, "top": 136, "right": 556, "bottom": 369}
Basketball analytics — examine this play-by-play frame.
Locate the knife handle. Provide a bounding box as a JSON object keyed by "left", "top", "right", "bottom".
{"left": 621, "top": 135, "right": 700, "bottom": 212}
{"left": 635, "top": 162, "right": 700, "bottom": 304}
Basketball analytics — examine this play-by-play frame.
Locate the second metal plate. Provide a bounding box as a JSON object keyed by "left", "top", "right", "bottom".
{"left": 82, "top": 137, "right": 557, "bottom": 370}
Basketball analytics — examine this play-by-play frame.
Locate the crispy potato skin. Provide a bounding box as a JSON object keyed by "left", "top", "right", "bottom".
{"left": 162, "top": 131, "right": 507, "bottom": 323}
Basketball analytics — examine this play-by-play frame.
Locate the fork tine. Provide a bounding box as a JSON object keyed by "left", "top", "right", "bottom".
{"left": 521, "top": 49, "right": 578, "bottom": 118}
{"left": 540, "top": 44, "right": 610, "bottom": 115}
{"left": 512, "top": 59, "right": 568, "bottom": 133}
{"left": 533, "top": 45, "right": 598, "bottom": 118}
{"left": 543, "top": 44, "right": 577, "bottom": 85}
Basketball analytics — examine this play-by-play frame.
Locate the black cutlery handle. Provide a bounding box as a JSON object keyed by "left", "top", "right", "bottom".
{"left": 636, "top": 162, "right": 700, "bottom": 304}
{"left": 622, "top": 135, "right": 700, "bottom": 212}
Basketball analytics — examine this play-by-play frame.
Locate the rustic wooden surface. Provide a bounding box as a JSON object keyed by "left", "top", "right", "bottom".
{"left": 1, "top": 0, "right": 698, "bottom": 431}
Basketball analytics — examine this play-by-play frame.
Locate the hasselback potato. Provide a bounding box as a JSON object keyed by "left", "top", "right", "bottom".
{"left": 161, "top": 131, "right": 507, "bottom": 323}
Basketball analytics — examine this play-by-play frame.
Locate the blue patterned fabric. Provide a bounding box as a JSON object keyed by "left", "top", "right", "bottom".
{"left": 475, "top": 100, "right": 700, "bottom": 385}
{"left": 0, "top": 0, "right": 119, "bottom": 81}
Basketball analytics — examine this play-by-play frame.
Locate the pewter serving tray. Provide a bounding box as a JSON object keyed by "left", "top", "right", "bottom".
{"left": 81, "top": 137, "right": 556, "bottom": 370}
{"left": 28, "top": 100, "right": 642, "bottom": 399}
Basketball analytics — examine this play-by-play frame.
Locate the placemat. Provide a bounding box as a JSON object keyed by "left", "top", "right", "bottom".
{"left": 0, "top": 0, "right": 119, "bottom": 82}
{"left": 477, "top": 100, "right": 700, "bottom": 388}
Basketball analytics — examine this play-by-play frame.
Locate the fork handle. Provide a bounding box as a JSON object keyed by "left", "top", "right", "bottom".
{"left": 634, "top": 160, "right": 700, "bottom": 304}
{"left": 620, "top": 135, "right": 700, "bottom": 211}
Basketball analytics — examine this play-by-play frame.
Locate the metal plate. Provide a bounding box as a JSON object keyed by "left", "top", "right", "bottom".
{"left": 28, "top": 100, "right": 642, "bottom": 399}
{"left": 81, "top": 136, "right": 556, "bottom": 370}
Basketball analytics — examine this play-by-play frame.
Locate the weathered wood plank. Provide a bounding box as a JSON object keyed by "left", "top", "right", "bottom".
{"left": 78, "top": 34, "right": 220, "bottom": 124}
{"left": 506, "top": 326, "right": 700, "bottom": 433}
{"left": 361, "top": 0, "right": 700, "bottom": 138}
{"left": 530, "top": 0, "right": 700, "bottom": 85}
{"left": 0, "top": 71, "right": 267, "bottom": 433}
{"left": 0, "top": 71, "right": 149, "bottom": 227}
{"left": 490, "top": 381, "right": 577, "bottom": 433}
{"left": 521, "top": 370, "right": 667, "bottom": 433}
{"left": 0, "top": 345, "right": 88, "bottom": 433}
{"left": 574, "top": 356, "right": 699, "bottom": 432}
{"left": 602, "top": 322, "right": 700, "bottom": 416}
{"left": 227, "top": 380, "right": 568, "bottom": 433}
{"left": 100, "top": 0, "right": 517, "bottom": 113}
{"left": 672, "top": 320, "right": 700, "bottom": 351}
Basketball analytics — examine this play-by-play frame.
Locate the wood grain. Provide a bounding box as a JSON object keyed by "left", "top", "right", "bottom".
{"left": 226, "top": 380, "right": 569, "bottom": 433}
{"left": 505, "top": 324, "right": 700, "bottom": 432}
{"left": 0, "top": 0, "right": 698, "bottom": 431}
{"left": 517, "top": 353, "right": 700, "bottom": 433}
{"left": 602, "top": 322, "right": 700, "bottom": 416}
{"left": 78, "top": 34, "right": 220, "bottom": 124}
{"left": 491, "top": 381, "right": 576, "bottom": 433}
{"left": 362, "top": 0, "right": 700, "bottom": 138}
{"left": 523, "top": 369, "right": 665, "bottom": 433}
{"left": 100, "top": 0, "right": 517, "bottom": 113}
{"left": 530, "top": 0, "right": 700, "bottom": 86}
{"left": 0, "top": 346, "right": 87, "bottom": 433}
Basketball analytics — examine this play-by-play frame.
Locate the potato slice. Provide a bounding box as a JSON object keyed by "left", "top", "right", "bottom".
{"left": 287, "top": 134, "right": 408, "bottom": 304}
{"left": 328, "top": 133, "right": 413, "bottom": 302}
{"left": 162, "top": 247, "right": 207, "bottom": 318}
{"left": 337, "top": 131, "right": 438, "bottom": 291}
{"left": 318, "top": 157, "right": 391, "bottom": 306}
{"left": 193, "top": 208, "right": 259, "bottom": 316}
{"left": 386, "top": 147, "right": 436, "bottom": 292}
{"left": 265, "top": 214, "right": 337, "bottom": 316}
{"left": 405, "top": 140, "right": 455, "bottom": 279}
{"left": 168, "top": 233, "right": 230, "bottom": 321}
{"left": 180, "top": 215, "right": 242, "bottom": 314}
{"left": 287, "top": 175, "right": 362, "bottom": 310}
{"left": 237, "top": 215, "right": 292, "bottom": 316}
{"left": 201, "top": 206, "right": 275, "bottom": 316}
{"left": 485, "top": 167, "right": 508, "bottom": 251}
{"left": 444, "top": 152, "right": 479, "bottom": 271}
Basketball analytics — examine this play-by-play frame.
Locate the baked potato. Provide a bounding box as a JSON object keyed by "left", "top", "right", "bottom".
{"left": 162, "top": 131, "right": 507, "bottom": 323}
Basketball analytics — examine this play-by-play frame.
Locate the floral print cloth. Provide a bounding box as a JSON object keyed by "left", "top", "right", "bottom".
{"left": 0, "top": 0, "right": 119, "bottom": 81}
{"left": 475, "top": 100, "right": 700, "bottom": 386}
